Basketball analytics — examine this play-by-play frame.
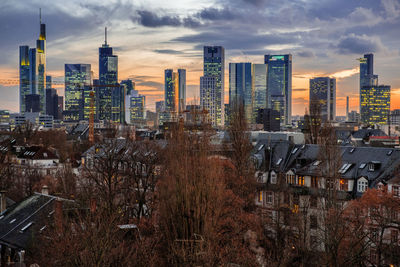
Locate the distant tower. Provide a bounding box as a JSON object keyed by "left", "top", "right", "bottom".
{"left": 309, "top": 77, "right": 336, "bottom": 122}
{"left": 346, "top": 96, "right": 349, "bottom": 121}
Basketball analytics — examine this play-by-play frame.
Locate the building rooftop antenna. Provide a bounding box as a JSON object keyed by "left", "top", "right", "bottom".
{"left": 39, "top": 8, "right": 42, "bottom": 24}
{"left": 105, "top": 27, "right": 107, "bottom": 46}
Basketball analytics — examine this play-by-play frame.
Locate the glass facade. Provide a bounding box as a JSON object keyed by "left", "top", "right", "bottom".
{"left": 99, "top": 36, "right": 119, "bottom": 122}
{"left": 360, "top": 85, "right": 390, "bottom": 125}
{"left": 64, "top": 64, "right": 92, "bottom": 121}
{"left": 252, "top": 64, "right": 268, "bottom": 122}
{"left": 229, "top": 63, "right": 253, "bottom": 123}
{"left": 178, "top": 69, "right": 186, "bottom": 112}
{"left": 19, "top": 46, "right": 30, "bottom": 113}
{"left": 200, "top": 76, "right": 216, "bottom": 125}
{"left": 130, "top": 95, "right": 145, "bottom": 122}
{"left": 164, "top": 69, "right": 179, "bottom": 112}
{"left": 309, "top": 77, "right": 336, "bottom": 121}
{"left": 264, "top": 54, "right": 292, "bottom": 125}
{"left": 204, "top": 46, "right": 225, "bottom": 126}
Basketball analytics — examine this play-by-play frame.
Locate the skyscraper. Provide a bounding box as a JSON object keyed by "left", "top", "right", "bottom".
{"left": 359, "top": 54, "right": 378, "bottom": 90}
{"left": 264, "top": 54, "right": 292, "bottom": 125}
{"left": 203, "top": 46, "right": 225, "bottom": 126}
{"left": 229, "top": 63, "right": 253, "bottom": 123}
{"left": 360, "top": 85, "right": 391, "bottom": 125}
{"left": 178, "top": 69, "right": 186, "bottom": 112}
{"left": 98, "top": 27, "right": 118, "bottom": 122}
{"left": 200, "top": 76, "right": 216, "bottom": 125}
{"left": 165, "top": 69, "right": 179, "bottom": 113}
{"left": 19, "top": 46, "right": 30, "bottom": 113}
{"left": 19, "top": 10, "right": 47, "bottom": 114}
{"left": 46, "top": 88, "right": 59, "bottom": 120}
{"left": 309, "top": 77, "right": 336, "bottom": 121}
{"left": 252, "top": 64, "right": 268, "bottom": 121}
{"left": 130, "top": 95, "right": 146, "bottom": 122}
{"left": 346, "top": 96, "right": 349, "bottom": 121}
{"left": 64, "top": 64, "right": 91, "bottom": 121}
{"left": 121, "top": 80, "right": 136, "bottom": 124}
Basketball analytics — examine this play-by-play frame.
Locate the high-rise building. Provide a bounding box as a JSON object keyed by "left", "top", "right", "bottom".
{"left": 121, "top": 80, "right": 136, "bottom": 124}
{"left": 256, "top": 108, "right": 280, "bottom": 131}
{"left": 19, "top": 46, "right": 30, "bottom": 113}
{"left": 359, "top": 54, "right": 378, "bottom": 89}
{"left": 64, "top": 64, "right": 91, "bottom": 121}
{"left": 252, "top": 64, "right": 268, "bottom": 121}
{"left": 346, "top": 96, "right": 349, "bottom": 121}
{"left": 200, "top": 76, "right": 216, "bottom": 125}
{"left": 164, "top": 69, "right": 180, "bottom": 114}
{"left": 98, "top": 27, "right": 118, "bottom": 122}
{"left": 203, "top": 46, "right": 225, "bottom": 126}
{"left": 130, "top": 95, "right": 145, "bottom": 122}
{"left": 57, "top": 96, "right": 64, "bottom": 121}
{"left": 309, "top": 77, "right": 336, "bottom": 121}
{"left": 45, "top": 88, "right": 59, "bottom": 120}
{"left": 25, "top": 94, "right": 41, "bottom": 113}
{"left": 18, "top": 10, "right": 47, "bottom": 114}
{"left": 229, "top": 63, "right": 253, "bottom": 123}
{"left": 178, "top": 69, "right": 186, "bottom": 112}
{"left": 46, "top": 75, "right": 52, "bottom": 89}
{"left": 360, "top": 85, "right": 390, "bottom": 125}
{"left": 264, "top": 54, "right": 292, "bottom": 125}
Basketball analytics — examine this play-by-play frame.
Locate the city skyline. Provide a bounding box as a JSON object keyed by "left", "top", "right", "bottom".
{"left": 1, "top": 0, "right": 400, "bottom": 115}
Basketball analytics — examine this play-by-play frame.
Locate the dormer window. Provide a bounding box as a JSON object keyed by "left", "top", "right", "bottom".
{"left": 276, "top": 158, "right": 282, "bottom": 165}
{"left": 357, "top": 178, "right": 368, "bottom": 192}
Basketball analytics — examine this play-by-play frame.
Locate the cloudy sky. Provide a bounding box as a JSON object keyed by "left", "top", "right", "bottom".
{"left": 1, "top": 0, "right": 399, "bottom": 115}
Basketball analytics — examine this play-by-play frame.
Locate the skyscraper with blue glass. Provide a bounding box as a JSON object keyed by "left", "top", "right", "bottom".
{"left": 203, "top": 46, "right": 225, "bottom": 126}
{"left": 229, "top": 63, "right": 253, "bottom": 123}
{"left": 309, "top": 77, "right": 336, "bottom": 122}
{"left": 64, "top": 64, "right": 92, "bottom": 121}
{"left": 264, "top": 54, "right": 292, "bottom": 125}
{"left": 98, "top": 28, "right": 119, "bottom": 122}
{"left": 19, "top": 46, "right": 30, "bottom": 113}
{"left": 252, "top": 64, "right": 268, "bottom": 121}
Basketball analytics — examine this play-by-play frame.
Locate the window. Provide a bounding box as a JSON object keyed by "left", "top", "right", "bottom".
{"left": 359, "top": 163, "right": 366, "bottom": 169}
{"left": 286, "top": 173, "right": 295, "bottom": 185}
{"left": 310, "top": 215, "right": 318, "bottom": 229}
{"left": 339, "top": 179, "right": 348, "bottom": 191}
{"left": 326, "top": 178, "right": 335, "bottom": 190}
{"left": 391, "top": 229, "right": 398, "bottom": 244}
{"left": 368, "top": 163, "right": 375, "bottom": 172}
{"left": 311, "top": 177, "right": 319, "bottom": 188}
{"left": 312, "top": 161, "right": 321, "bottom": 166}
{"left": 393, "top": 186, "right": 400, "bottom": 197}
{"left": 298, "top": 176, "right": 305, "bottom": 186}
{"left": 266, "top": 191, "right": 273, "bottom": 204}
{"left": 276, "top": 158, "right": 282, "bottom": 165}
{"left": 258, "top": 191, "right": 263, "bottom": 203}
{"left": 270, "top": 173, "right": 277, "bottom": 184}
{"left": 358, "top": 179, "right": 368, "bottom": 192}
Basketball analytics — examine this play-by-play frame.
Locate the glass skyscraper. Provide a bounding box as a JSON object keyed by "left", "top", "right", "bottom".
{"left": 252, "top": 64, "right": 268, "bottom": 122}
{"left": 64, "top": 64, "right": 92, "bottom": 121}
{"left": 203, "top": 46, "right": 225, "bottom": 126}
{"left": 130, "top": 95, "right": 146, "bottom": 122}
{"left": 360, "top": 85, "right": 390, "bottom": 125}
{"left": 264, "top": 54, "right": 292, "bottom": 125}
{"left": 99, "top": 28, "right": 119, "bottom": 122}
{"left": 165, "top": 69, "right": 179, "bottom": 113}
{"left": 229, "top": 63, "right": 253, "bottom": 123}
{"left": 200, "top": 76, "right": 216, "bottom": 125}
{"left": 178, "top": 69, "right": 186, "bottom": 112}
{"left": 309, "top": 77, "right": 336, "bottom": 121}
{"left": 19, "top": 12, "right": 47, "bottom": 114}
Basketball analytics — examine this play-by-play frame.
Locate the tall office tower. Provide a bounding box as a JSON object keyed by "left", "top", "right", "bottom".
{"left": 203, "top": 46, "right": 225, "bottom": 126}
{"left": 19, "top": 46, "right": 30, "bottom": 113}
{"left": 178, "top": 69, "right": 186, "bottom": 112}
{"left": 200, "top": 76, "right": 216, "bottom": 125}
{"left": 121, "top": 80, "right": 137, "bottom": 124}
{"left": 164, "top": 69, "right": 179, "bottom": 113}
{"left": 229, "top": 63, "right": 253, "bottom": 123}
{"left": 35, "top": 10, "right": 47, "bottom": 113}
{"left": 346, "top": 96, "right": 349, "bottom": 121}
{"left": 156, "top": 101, "right": 165, "bottom": 113}
{"left": 359, "top": 54, "right": 378, "bottom": 89}
{"left": 360, "top": 85, "right": 390, "bottom": 125}
{"left": 309, "top": 77, "right": 336, "bottom": 121}
{"left": 99, "top": 27, "right": 118, "bottom": 122}
{"left": 64, "top": 64, "right": 91, "bottom": 121}
{"left": 121, "top": 79, "right": 136, "bottom": 96}
{"left": 111, "top": 85, "right": 125, "bottom": 123}
{"left": 46, "top": 88, "right": 59, "bottom": 119}
{"left": 264, "top": 54, "right": 292, "bottom": 125}
{"left": 46, "top": 75, "right": 52, "bottom": 89}
{"left": 252, "top": 64, "right": 268, "bottom": 122}
{"left": 57, "top": 96, "right": 64, "bottom": 121}
{"left": 130, "top": 95, "right": 146, "bottom": 122}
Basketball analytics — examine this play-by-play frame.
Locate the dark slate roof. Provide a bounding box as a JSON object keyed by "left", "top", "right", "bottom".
{"left": 0, "top": 193, "right": 68, "bottom": 249}
{"left": 17, "top": 146, "right": 58, "bottom": 160}
{"left": 351, "top": 129, "right": 386, "bottom": 139}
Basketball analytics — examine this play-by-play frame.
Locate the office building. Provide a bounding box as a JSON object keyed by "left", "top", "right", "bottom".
{"left": 359, "top": 54, "right": 378, "bottom": 89}
{"left": 64, "top": 64, "right": 91, "bottom": 121}
{"left": 45, "top": 88, "right": 59, "bottom": 120}
{"left": 19, "top": 46, "right": 30, "bottom": 113}
{"left": 57, "top": 96, "right": 64, "bottom": 121}
{"left": 360, "top": 85, "right": 390, "bottom": 125}
{"left": 252, "top": 64, "right": 268, "bottom": 121}
{"left": 130, "top": 95, "right": 146, "bottom": 122}
{"left": 178, "top": 69, "right": 186, "bottom": 112}
{"left": 229, "top": 63, "right": 253, "bottom": 123}
{"left": 346, "top": 96, "right": 349, "bottom": 121}
{"left": 164, "top": 69, "right": 184, "bottom": 115}
{"left": 309, "top": 77, "right": 336, "bottom": 121}
{"left": 25, "top": 94, "right": 41, "bottom": 113}
{"left": 256, "top": 108, "right": 280, "bottom": 131}
{"left": 203, "top": 46, "right": 225, "bottom": 126}
{"left": 200, "top": 76, "right": 217, "bottom": 125}
{"left": 264, "top": 54, "right": 292, "bottom": 125}
{"left": 46, "top": 75, "right": 52, "bottom": 89}
{"left": 99, "top": 28, "right": 119, "bottom": 122}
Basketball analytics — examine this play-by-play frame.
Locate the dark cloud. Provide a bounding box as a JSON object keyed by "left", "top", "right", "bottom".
{"left": 136, "top": 10, "right": 181, "bottom": 27}
{"left": 297, "top": 51, "right": 315, "bottom": 58}
{"left": 198, "top": 7, "right": 236, "bottom": 21}
{"left": 336, "top": 34, "right": 385, "bottom": 54}
{"left": 153, "top": 49, "right": 184, "bottom": 54}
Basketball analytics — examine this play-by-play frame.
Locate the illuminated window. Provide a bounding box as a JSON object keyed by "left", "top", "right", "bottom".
{"left": 298, "top": 176, "right": 305, "bottom": 186}
{"left": 258, "top": 191, "right": 263, "bottom": 202}
{"left": 339, "top": 179, "right": 348, "bottom": 191}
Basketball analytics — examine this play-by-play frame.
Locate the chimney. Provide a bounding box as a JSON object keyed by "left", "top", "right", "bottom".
{"left": 54, "top": 198, "right": 63, "bottom": 233}
{"left": 0, "top": 190, "right": 6, "bottom": 213}
{"left": 41, "top": 185, "right": 49, "bottom": 195}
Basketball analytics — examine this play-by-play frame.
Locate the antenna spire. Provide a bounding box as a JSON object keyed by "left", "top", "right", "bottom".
{"left": 40, "top": 8, "right": 42, "bottom": 24}
{"left": 105, "top": 27, "right": 107, "bottom": 45}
